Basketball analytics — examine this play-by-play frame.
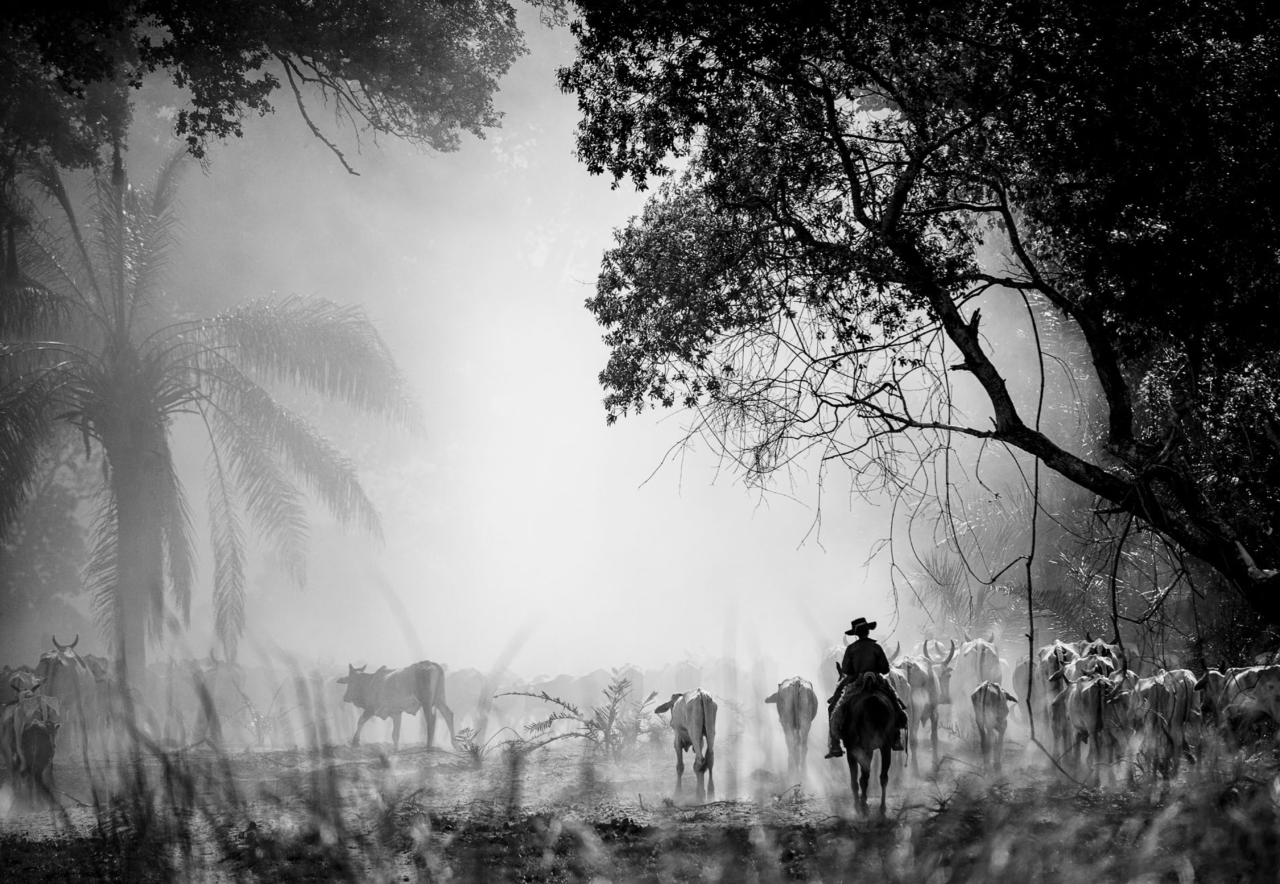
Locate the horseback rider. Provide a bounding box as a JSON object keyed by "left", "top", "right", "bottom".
{"left": 824, "top": 617, "right": 909, "bottom": 758}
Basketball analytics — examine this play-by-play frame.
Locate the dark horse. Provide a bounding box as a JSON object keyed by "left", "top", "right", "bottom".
{"left": 838, "top": 673, "right": 897, "bottom": 817}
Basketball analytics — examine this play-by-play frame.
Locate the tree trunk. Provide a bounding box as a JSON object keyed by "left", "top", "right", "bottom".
{"left": 105, "top": 422, "right": 166, "bottom": 689}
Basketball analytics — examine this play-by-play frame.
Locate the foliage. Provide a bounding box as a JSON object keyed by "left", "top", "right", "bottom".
{"left": 1, "top": 0, "right": 565, "bottom": 177}
{"left": 561, "top": 0, "right": 1280, "bottom": 625}
{"left": 0, "top": 152, "right": 416, "bottom": 678}
{"left": 0, "top": 426, "right": 99, "bottom": 662}
{"left": 500, "top": 669, "right": 659, "bottom": 762}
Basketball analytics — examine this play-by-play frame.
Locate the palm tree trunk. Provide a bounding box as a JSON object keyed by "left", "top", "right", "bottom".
{"left": 107, "top": 428, "right": 166, "bottom": 688}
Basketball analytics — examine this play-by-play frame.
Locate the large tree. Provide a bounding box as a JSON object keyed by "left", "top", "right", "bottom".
{"left": 561, "top": 2, "right": 1280, "bottom": 623}
{"left": 0, "top": 151, "right": 416, "bottom": 682}
{"left": 1, "top": 0, "right": 559, "bottom": 178}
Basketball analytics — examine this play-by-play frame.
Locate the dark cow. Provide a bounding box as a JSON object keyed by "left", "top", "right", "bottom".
{"left": 971, "top": 681, "right": 1018, "bottom": 772}
{"left": 1, "top": 678, "right": 60, "bottom": 805}
{"left": 34, "top": 635, "right": 98, "bottom": 751}
{"left": 765, "top": 677, "right": 818, "bottom": 778}
{"left": 833, "top": 672, "right": 897, "bottom": 817}
{"left": 655, "top": 688, "right": 717, "bottom": 802}
{"left": 338, "top": 661, "right": 456, "bottom": 751}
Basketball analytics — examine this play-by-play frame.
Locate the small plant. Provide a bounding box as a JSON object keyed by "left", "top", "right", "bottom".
{"left": 451, "top": 726, "right": 521, "bottom": 768}
{"left": 233, "top": 681, "right": 299, "bottom": 749}
{"left": 498, "top": 669, "right": 659, "bottom": 762}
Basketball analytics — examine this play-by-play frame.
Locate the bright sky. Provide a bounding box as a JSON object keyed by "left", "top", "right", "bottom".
{"left": 125, "top": 12, "right": 914, "bottom": 683}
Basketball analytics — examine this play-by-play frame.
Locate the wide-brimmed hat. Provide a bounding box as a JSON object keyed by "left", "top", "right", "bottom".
{"left": 845, "top": 617, "right": 877, "bottom": 635}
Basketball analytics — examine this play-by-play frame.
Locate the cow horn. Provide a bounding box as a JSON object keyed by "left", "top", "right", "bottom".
{"left": 1085, "top": 631, "right": 1093, "bottom": 643}
{"left": 52, "top": 634, "right": 78, "bottom": 651}
{"left": 923, "top": 643, "right": 934, "bottom": 663}
{"left": 889, "top": 642, "right": 900, "bottom": 662}
{"left": 944, "top": 640, "right": 957, "bottom": 665}
{"left": 987, "top": 632, "right": 995, "bottom": 644}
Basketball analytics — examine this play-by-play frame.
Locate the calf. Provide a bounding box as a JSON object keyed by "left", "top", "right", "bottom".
{"left": 765, "top": 677, "right": 818, "bottom": 778}
{"left": 971, "top": 681, "right": 1018, "bottom": 772}
{"left": 655, "top": 688, "right": 718, "bottom": 802}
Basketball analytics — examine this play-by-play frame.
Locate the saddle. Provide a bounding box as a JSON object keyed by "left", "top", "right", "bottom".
{"left": 834, "top": 672, "right": 893, "bottom": 711}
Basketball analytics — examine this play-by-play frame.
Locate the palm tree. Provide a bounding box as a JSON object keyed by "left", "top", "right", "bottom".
{"left": 0, "top": 148, "right": 417, "bottom": 685}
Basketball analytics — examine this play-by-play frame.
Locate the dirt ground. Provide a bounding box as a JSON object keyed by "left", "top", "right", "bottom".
{"left": 2, "top": 731, "right": 1279, "bottom": 883}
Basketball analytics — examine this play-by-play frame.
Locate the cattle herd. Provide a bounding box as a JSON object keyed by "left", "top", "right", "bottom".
{"left": 3, "top": 631, "right": 1280, "bottom": 816}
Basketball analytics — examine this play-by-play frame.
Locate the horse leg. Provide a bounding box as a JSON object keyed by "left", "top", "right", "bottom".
{"left": 846, "top": 753, "right": 862, "bottom": 814}
{"left": 879, "top": 748, "right": 891, "bottom": 817}
{"left": 859, "top": 757, "right": 871, "bottom": 816}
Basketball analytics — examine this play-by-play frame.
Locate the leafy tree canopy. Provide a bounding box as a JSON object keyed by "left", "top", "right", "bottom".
{"left": 2, "top": 0, "right": 563, "bottom": 175}
{"left": 561, "top": 1, "right": 1280, "bottom": 624}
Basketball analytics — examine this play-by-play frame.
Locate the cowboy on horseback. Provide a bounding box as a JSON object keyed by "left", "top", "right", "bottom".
{"left": 825, "top": 617, "right": 909, "bottom": 758}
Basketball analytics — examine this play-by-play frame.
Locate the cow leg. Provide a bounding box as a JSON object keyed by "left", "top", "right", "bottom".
{"left": 351, "top": 709, "right": 374, "bottom": 747}
{"left": 673, "top": 741, "right": 684, "bottom": 797}
{"left": 929, "top": 711, "right": 939, "bottom": 772}
{"left": 995, "top": 725, "right": 1005, "bottom": 773}
{"left": 704, "top": 747, "right": 715, "bottom": 799}
{"left": 391, "top": 713, "right": 403, "bottom": 752}
{"left": 424, "top": 708, "right": 436, "bottom": 749}
{"left": 977, "top": 725, "right": 989, "bottom": 771}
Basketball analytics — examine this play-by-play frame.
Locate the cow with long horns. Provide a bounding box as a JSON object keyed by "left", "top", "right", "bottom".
{"left": 896, "top": 639, "right": 955, "bottom": 775}
{"left": 34, "top": 635, "right": 99, "bottom": 753}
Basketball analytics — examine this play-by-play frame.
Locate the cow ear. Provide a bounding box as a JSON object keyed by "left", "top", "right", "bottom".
{"left": 655, "top": 701, "right": 672, "bottom": 715}
{"left": 765, "top": 693, "right": 779, "bottom": 704}
{"left": 1004, "top": 690, "right": 1019, "bottom": 703}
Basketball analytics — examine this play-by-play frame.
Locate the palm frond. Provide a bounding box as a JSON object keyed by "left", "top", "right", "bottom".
{"left": 198, "top": 296, "right": 420, "bottom": 431}
{"left": 0, "top": 274, "right": 72, "bottom": 338}
{"left": 126, "top": 159, "right": 187, "bottom": 322}
{"left": 207, "top": 449, "right": 246, "bottom": 661}
{"left": 0, "top": 373, "right": 57, "bottom": 535}
{"left": 157, "top": 441, "right": 196, "bottom": 626}
{"left": 84, "top": 484, "right": 120, "bottom": 651}
{"left": 29, "top": 159, "right": 104, "bottom": 309}
{"left": 208, "top": 406, "right": 309, "bottom": 586}
{"left": 202, "top": 363, "right": 382, "bottom": 540}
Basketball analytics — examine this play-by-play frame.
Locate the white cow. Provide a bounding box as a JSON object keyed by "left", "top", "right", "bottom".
{"left": 765, "top": 677, "right": 818, "bottom": 778}
{"left": 655, "top": 688, "right": 718, "bottom": 802}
